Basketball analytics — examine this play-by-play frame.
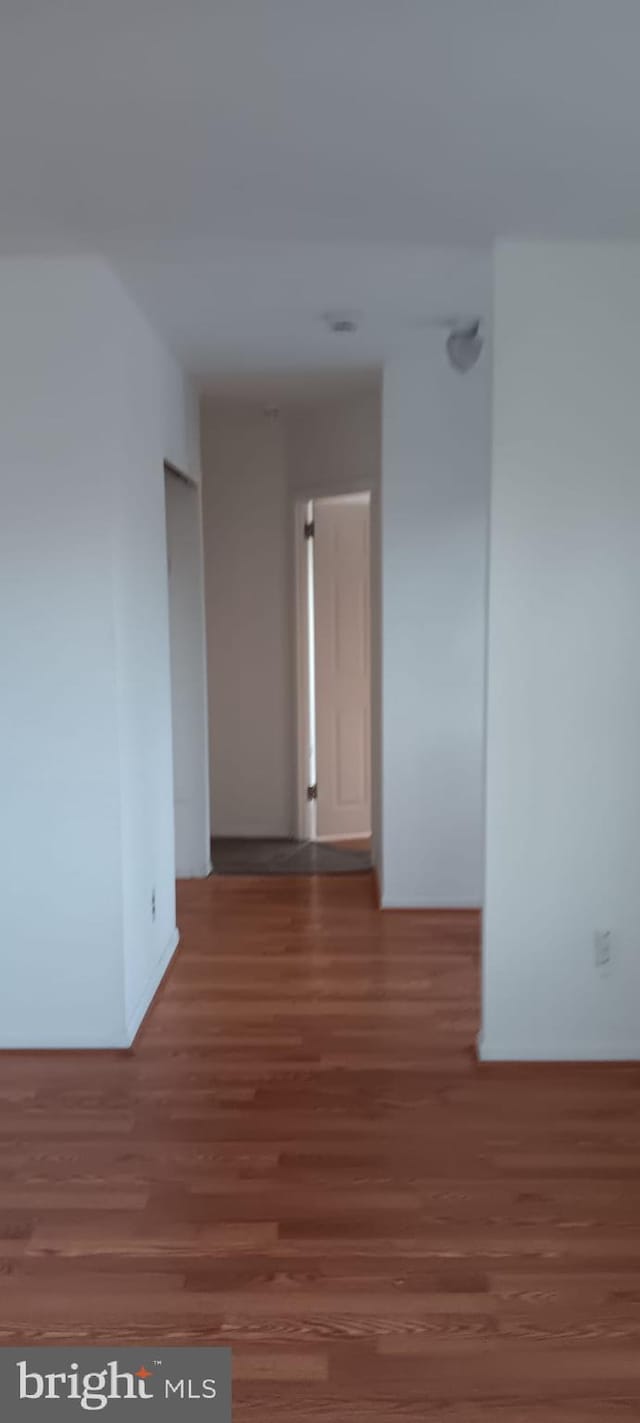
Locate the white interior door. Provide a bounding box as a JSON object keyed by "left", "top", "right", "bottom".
{"left": 314, "top": 495, "right": 371, "bottom": 839}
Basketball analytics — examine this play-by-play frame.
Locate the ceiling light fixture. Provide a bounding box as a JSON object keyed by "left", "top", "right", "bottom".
{"left": 323, "top": 311, "right": 360, "bottom": 334}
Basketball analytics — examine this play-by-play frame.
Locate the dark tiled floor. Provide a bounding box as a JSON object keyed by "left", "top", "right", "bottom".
{"left": 211, "top": 836, "right": 373, "bottom": 876}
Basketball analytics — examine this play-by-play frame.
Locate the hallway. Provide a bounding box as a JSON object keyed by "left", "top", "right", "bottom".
{"left": 2, "top": 874, "right": 640, "bottom": 1417}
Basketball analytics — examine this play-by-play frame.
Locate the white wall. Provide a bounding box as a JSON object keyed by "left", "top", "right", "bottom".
{"left": 381, "top": 346, "right": 491, "bottom": 907}
{"left": 105, "top": 273, "right": 203, "bottom": 1040}
{"left": 0, "top": 260, "right": 124, "bottom": 1046}
{"left": 202, "top": 407, "right": 292, "bottom": 837}
{"left": 0, "top": 257, "right": 201, "bottom": 1047}
{"left": 165, "top": 471, "right": 211, "bottom": 879}
{"left": 482, "top": 242, "right": 640, "bottom": 1060}
{"left": 286, "top": 387, "right": 380, "bottom": 499}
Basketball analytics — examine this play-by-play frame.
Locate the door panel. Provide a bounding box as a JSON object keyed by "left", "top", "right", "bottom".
{"left": 314, "top": 496, "right": 371, "bottom": 838}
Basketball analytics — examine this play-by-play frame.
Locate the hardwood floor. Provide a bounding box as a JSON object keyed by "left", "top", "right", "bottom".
{"left": 2, "top": 872, "right": 640, "bottom": 1418}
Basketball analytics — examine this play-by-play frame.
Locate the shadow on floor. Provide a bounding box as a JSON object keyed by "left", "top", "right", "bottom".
{"left": 211, "top": 836, "right": 372, "bottom": 876}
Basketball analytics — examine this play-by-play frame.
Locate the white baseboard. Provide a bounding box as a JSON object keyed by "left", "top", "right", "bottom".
{"left": 126, "top": 928, "right": 180, "bottom": 1045}
{"left": 0, "top": 1027, "right": 133, "bottom": 1050}
{"left": 381, "top": 898, "right": 481, "bottom": 910}
{"left": 477, "top": 1031, "right": 640, "bottom": 1062}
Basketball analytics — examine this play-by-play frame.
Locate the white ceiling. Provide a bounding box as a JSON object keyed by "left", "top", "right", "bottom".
{"left": 2, "top": 0, "right": 640, "bottom": 389}
{"left": 110, "top": 241, "right": 492, "bottom": 397}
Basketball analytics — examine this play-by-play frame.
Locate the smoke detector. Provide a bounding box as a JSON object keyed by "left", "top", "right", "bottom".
{"left": 415, "top": 314, "right": 484, "bottom": 373}
{"left": 446, "top": 320, "right": 483, "bottom": 373}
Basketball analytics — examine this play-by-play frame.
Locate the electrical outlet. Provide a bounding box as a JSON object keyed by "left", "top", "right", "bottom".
{"left": 151, "top": 889, "right": 156, "bottom": 923}
{"left": 594, "top": 929, "right": 612, "bottom": 972}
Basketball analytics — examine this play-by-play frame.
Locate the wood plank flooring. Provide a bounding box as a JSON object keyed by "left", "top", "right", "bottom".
{"left": 2, "top": 872, "right": 640, "bottom": 1418}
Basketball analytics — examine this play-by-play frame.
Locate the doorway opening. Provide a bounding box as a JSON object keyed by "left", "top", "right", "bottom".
{"left": 210, "top": 490, "right": 373, "bottom": 878}
{"left": 295, "top": 491, "right": 373, "bottom": 863}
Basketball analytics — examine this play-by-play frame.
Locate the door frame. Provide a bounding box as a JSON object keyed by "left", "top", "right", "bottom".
{"left": 164, "top": 461, "right": 212, "bottom": 877}
{"left": 294, "top": 496, "right": 315, "bottom": 841}
{"left": 294, "top": 490, "right": 373, "bottom": 842}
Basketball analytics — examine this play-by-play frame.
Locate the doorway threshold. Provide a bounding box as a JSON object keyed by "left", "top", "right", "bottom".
{"left": 211, "top": 837, "right": 372, "bottom": 876}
